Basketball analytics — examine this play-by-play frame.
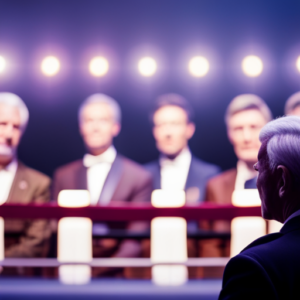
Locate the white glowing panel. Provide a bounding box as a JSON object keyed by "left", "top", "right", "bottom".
{"left": 296, "top": 56, "right": 300, "bottom": 73}
{"left": 41, "top": 56, "right": 60, "bottom": 77}
{"left": 268, "top": 220, "right": 282, "bottom": 233}
{"left": 151, "top": 189, "right": 187, "bottom": 286}
{"left": 0, "top": 217, "right": 3, "bottom": 261}
{"left": 231, "top": 189, "right": 266, "bottom": 257}
{"left": 188, "top": 56, "right": 209, "bottom": 77}
{"left": 89, "top": 57, "right": 109, "bottom": 77}
{"left": 151, "top": 189, "right": 185, "bottom": 208}
{"left": 151, "top": 217, "right": 187, "bottom": 286}
{"left": 242, "top": 55, "right": 263, "bottom": 77}
{"left": 230, "top": 217, "right": 266, "bottom": 257}
{"left": 138, "top": 57, "right": 157, "bottom": 77}
{"left": 58, "top": 190, "right": 90, "bottom": 207}
{"left": 0, "top": 56, "right": 6, "bottom": 74}
{"left": 232, "top": 189, "right": 261, "bottom": 207}
{"left": 57, "top": 190, "right": 92, "bottom": 285}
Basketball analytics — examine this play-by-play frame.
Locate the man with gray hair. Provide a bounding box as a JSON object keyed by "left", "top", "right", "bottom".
{"left": 201, "top": 94, "right": 272, "bottom": 277}
{"left": 0, "top": 92, "right": 51, "bottom": 266}
{"left": 284, "top": 91, "right": 300, "bottom": 116}
{"left": 52, "top": 93, "right": 152, "bottom": 277}
{"left": 219, "top": 116, "right": 300, "bottom": 299}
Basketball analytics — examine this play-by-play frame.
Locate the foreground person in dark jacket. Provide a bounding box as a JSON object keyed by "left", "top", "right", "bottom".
{"left": 219, "top": 116, "right": 300, "bottom": 300}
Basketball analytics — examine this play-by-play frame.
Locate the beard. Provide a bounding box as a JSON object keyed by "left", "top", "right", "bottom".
{"left": 0, "top": 144, "right": 15, "bottom": 157}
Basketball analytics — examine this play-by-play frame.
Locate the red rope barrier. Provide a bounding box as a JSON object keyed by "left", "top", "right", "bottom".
{"left": 0, "top": 203, "right": 261, "bottom": 221}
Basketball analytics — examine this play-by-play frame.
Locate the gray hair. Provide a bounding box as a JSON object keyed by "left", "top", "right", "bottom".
{"left": 0, "top": 92, "right": 29, "bottom": 131}
{"left": 259, "top": 116, "right": 300, "bottom": 181}
{"left": 78, "top": 93, "right": 121, "bottom": 124}
{"left": 284, "top": 91, "right": 300, "bottom": 115}
{"left": 225, "top": 94, "right": 273, "bottom": 125}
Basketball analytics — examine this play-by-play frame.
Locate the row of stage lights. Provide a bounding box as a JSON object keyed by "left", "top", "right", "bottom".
{"left": 0, "top": 54, "right": 300, "bottom": 78}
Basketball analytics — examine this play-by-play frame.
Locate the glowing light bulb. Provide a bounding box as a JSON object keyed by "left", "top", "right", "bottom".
{"left": 138, "top": 57, "right": 157, "bottom": 77}
{"left": 188, "top": 56, "right": 209, "bottom": 77}
{"left": 89, "top": 56, "right": 109, "bottom": 77}
{"left": 0, "top": 56, "right": 6, "bottom": 74}
{"left": 242, "top": 55, "right": 263, "bottom": 77}
{"left": 296, "top": 56, "right": 300, "bottom": 73}
{"left": 41, "top": 56, "right": 60, "bottom": 76}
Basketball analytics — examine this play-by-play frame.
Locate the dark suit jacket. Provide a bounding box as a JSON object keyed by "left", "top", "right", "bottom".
{"left": 144, "top": 155, "right": 221, "bottom": 205}
{"left": 52, "top": 154, "right": 153, "bottom": 261}
{"left": 5, "top": 161, "right": 51, "bottom": 258}
{"left": 219, "top": 215, "right": 300, "bottom": 300}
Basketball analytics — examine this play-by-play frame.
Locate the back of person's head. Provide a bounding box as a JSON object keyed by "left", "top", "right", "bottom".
{"left": 0, "top": 92, "right": 29, "bottom": 131}
{"left": 78, "top": 93, "right": 121, "bottom": 124}
{"left": 151, "top": 93, "right": 194, "bottom": 123}
{"left": 225, "top": 94, "right": 272, "bottom": 125}
{"left": 259, "top": 116, "right": 300, "bottom": 182}
{"left": 284, "top": 91, "right": 300, "bottom": 115}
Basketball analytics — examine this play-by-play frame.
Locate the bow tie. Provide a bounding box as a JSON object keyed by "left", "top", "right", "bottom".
{"left": 83, "top": 153, "right": 115, "bottom": 168}
{"left": 160, "top": 157, "right": 180, "bottom": 168}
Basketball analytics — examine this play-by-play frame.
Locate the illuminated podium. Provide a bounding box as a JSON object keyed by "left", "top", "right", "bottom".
{"left": 58, "top": 190, "right": 92, "bottom": 285}
{"left": 151, "top": 190, "right": 188, "bottom": 286}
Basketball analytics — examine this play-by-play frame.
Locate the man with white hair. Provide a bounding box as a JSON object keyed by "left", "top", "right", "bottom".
{"left": 0, "top": 92, "right": 51, "bottom": 262}
{"left": 52, "top": 93, "right": 152, "bottom": 277}
{"left": 219, "top": 116, "right": 300, "bottom": 299}
{"left": 201, "top": 94, "right": 272, "bottom": 277}
{"left": 284, "top": 91, "right": 300, "bottom": 116}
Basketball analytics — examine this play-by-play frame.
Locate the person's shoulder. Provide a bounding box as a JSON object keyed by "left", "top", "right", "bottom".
{"left": 119, "top": 155, "right": 152, "bottom": 179}
{"left": 207, "top": 168, "right": 236, "bottom": 186}
{"left": 143, "top": 159, "right": 159, "bottom": 171}
{"left": 18, "top": 161, "right": 50, "bottom": 186}
{"left": 54, "top": 159, "right": 83, "bottom": 176}
{"left": 191, "top": 156, "right": 221, "bottom": 174}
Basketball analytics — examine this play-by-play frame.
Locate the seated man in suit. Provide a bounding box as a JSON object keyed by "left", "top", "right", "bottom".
{"left": 52, "top": 93, "right": 152, "bottom": 277}
{"left": 145, "top": 93, "right": 220, "bottom": 205}
{"left": 0, "top": 92, "right": 51, "bottom": 274}
{"left": 284, "top": 91, "right": 300, "bottom": 116}
{"left": 202, "top": 94, "right": 272, "bottom": 277}
{"left": 220, "top": 116, "right": 300, "bottom": 299}
{"left": 144, "top": 93, "right": 220, "bottom": 278}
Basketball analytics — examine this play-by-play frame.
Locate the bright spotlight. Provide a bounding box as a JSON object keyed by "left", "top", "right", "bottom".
{"left": 138, "top": 57, "right": 157, "bottom": 77}
{"left": 242, "top": 55, "right": 263, "bottom": 77}
{"left": 188, "top": 56, "right": 209, "bottom": 77}
{"left": 41, "top": 56, "right": 60, "bottom": 77}
{"left": 296, "top": 56, "right": 300, "bottom": 73}
{"left": 89, "top": 56, "right": 109, "bottom": 77}
{"left": 0, "top": 56, "right": 6, "bottom": 74}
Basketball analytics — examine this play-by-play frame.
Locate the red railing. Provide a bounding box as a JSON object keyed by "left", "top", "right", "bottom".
{"left": 0, "top": 203, "right": 261, "bottom": 221}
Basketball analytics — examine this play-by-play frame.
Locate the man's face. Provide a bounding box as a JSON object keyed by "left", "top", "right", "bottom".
{"left": 153, "top": 105, "right": 195, "bottom": 157}
{"left": 254, "top": 142, "right": 280, "bottom": 220}
{"left": 0, "top": 104, "right": 22, "bottom": 166}
{"left": 79, "top": 102, "right": 120, "bottom": 154}
{"left": 227, "top": 109, "right": 267, "bottom": 164}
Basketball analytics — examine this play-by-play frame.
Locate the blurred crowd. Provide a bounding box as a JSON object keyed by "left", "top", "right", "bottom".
{"left": 1, "top": 90, "right": 300, "bottom": 278}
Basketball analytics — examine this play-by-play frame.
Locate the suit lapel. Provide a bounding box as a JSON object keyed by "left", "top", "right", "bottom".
{"left": 153, "top": 161, "right": 161, "bottom": 190}
{"left": 185, "top": 156, "right": 197, "bottom": 189}
{"left": 76, "top": 162, "right": 88, "bottom": 190}
{"left": 97, "top": 154, "right": 123, "bottom": 206}
{"left": 7, "top": 161, "right": 27, "bottom": 203}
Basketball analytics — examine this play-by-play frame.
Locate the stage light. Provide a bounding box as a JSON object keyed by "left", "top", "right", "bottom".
{"left": 41, "top": 56, "right": 60, "bottom": 76}
{"left": 0, "top": 56, "right": 6, "bottom": 74}
{"left": 296, "top": 56, "right": 300, "bottom": 73}
{"left": 188, "top": 56, "right": 209, "bottom": 77}
{"left": 89, "top": 56, "right": 109, "bottom": 77}
{"left": 138, "top": 57, "right": 157, "bottom": 77}
{"left": 242, "top": 55, "right": 263, "bottom": 77}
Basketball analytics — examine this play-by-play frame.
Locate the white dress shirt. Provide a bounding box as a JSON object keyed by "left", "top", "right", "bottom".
{"left": 0, "top": 159, "right": 18, "bottom": 205}
{"left": 160, "top": 147, "right": 192, "bottom": 190}
{"left": 83, "top": 146, "right": 117, "bottom": 205}
{"left": 234, "top": 160, "right": 257, "bottom": 190}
